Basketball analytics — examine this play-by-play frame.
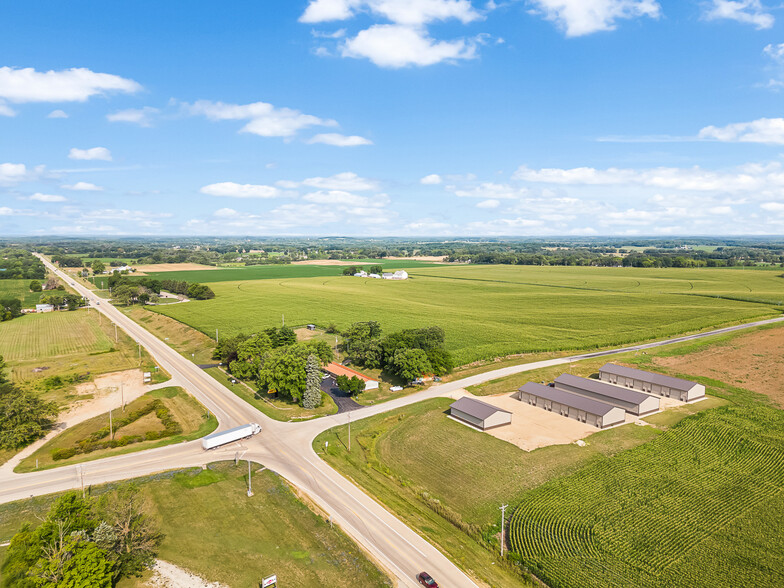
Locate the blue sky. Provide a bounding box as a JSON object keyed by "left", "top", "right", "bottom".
{"left": 2, "top": 0, "right": 784, "bottom": 236}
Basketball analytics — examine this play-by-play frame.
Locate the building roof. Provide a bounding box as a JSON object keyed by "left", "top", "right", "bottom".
{"left": 324, "top": 362, "right": 378, "bottom": 382}
{"left": 554, "top": 374, "right": 652, "bottom": 404}
{"left": 599, "top": 363, "right": 699, "bottom": 392}
{"left": 518, "top": 382, "right": 618, "bottom": 416}
{"left": 450, "top": 396, "right": 511, "bottom": 421}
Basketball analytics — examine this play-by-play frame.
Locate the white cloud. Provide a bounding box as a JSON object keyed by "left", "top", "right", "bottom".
{"left": 0, "top": 163, "right": 28, "bottom": 183}
{"left": 182, "top": 100, "right": 337, "bottom": 138}
{"left": 107, "top": 106, "right": 159, "bottom": 127}
{"left": 477, "top": 198, "right": 500, "bottom": 208}
{"left": 200, "top": 182, "right": 281, "bottom": 198}
{"left": 307, "top": 133, "right": 373, "bottom": 146}
{"left": 452, "top": 181, "right": 525, "bottom": 199}
{"left": 466, "top": 217, "right": 545, "bottom": 234}
{"left": 303, "top": 189, "right": 389, "bottom": 207}
{"left": 0, "top": 67, "right": 141, "bottom": 103}
{"left": 698, "top": 118, "right": 784, "bottom": 144}
{"left": 529, "top": 0, "right": 660, "bottom": 37}
{"left": 28, "top": 193, "right": 66, "bottom": 202}
{"left": 703, "top": 0, "right": 773, "bottom": 30}
{"left": 761, "top": 201, "right": 784, "bottom": 211}
{"left": 420, "top": 173, "right": 443, "bottom": 185}
{"left": 69, "top": 147, "right": 112, "bottom": 161}
{"left": 47, "top": 109, "right": 68, "bottom": 119}
{"left": 301, "top": 0, "right": 481, "bottom": 25}
{"left": 214, "top": 208, "right": 239, "bottom": 217}
{"left": 342, "top": 24, "right": 477, "bottom": 67}
{"left": 0, "top": 101, "right": 15, "bottom": 117}
{"left": 62, "top": 182, "right": 103, "bottom": 191}
{"left": 302, "top": 172, "right": 378, "bottom": 191}
{"left": 709, "top": 205, "right": 733, "bottom": 215}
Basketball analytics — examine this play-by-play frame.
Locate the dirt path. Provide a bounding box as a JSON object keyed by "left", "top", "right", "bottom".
{"left": 0, "top": 370, "right": 177, "bottom": 473}
{"left": 145, "top": 560, "right": 227, "bottom": 588}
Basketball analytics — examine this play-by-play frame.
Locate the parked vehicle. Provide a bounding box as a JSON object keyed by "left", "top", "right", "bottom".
{"left": 390, "top": 386, "right": 403, "bottom": 392}
{"left": 417, "top": 572, "right": 438, "bottom": 587}
{"left": 201, "top": 423, "right": 261, "bottom": 450}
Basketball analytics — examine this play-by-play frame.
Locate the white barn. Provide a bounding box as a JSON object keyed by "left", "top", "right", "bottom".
{"left": 449, "top": 397, "right": 512, "bottom": 430}
{"left": 554, "top": 374, "right": 660, "bottom": 416}
{"left": 516, "top": 382, "right": 626, "bottom": 428}
{"left": 598, "top": 363, "right": 705, "bottom": 402}
{"left": 382, "top": 270, "right": 408, "bottom": 280}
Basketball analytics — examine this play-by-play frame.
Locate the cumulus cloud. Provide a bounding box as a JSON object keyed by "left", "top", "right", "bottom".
{"left": 698, "top": 118, "right": 784, "bottom": 144}
{"left": 182, "top": 100, "right": 337, "bottom": 138}
{"left": 0, "top": 163, "right": 29, "bottom": 183}
{"left": 0, "top": 101, "right": 15, "bottom": 117}
{"left": 303, "top": 189, "right": 389, "bottom": 207}
{"left": 47, "top": 109, "right": 68, "bottom": 118}
{"left": 301, "top": 0, "right": 481, "bottom": 26}
{"left": 0, "top": 67, "right": 141, "bottom": 103}
{"left": 420, "top": 173, "right": 443, "bottom": 185}
{"left": 200, "top": 182, "right": 282, "bottom": 198}
{"left": 761, "top": 201, "right": 784, "bottom": 211}
{"left": 107, "top": 106, "right": 159, "bottom": 127}
{"left": 28, "top": 193, "right": 66, "bottom": 202}
{"left": 342, "top": 24, "right": 477, "bottom": 67}
{"left": 307, "top": 133, "right": 373, "bottom": 146}
{"left": 477, "top": 199, "right": 500, "bottom": 208}
{"left": 62, "top": 182, "right": 103, "bottom": 191}
{"left": 68, "top": 147, "right": 112, "bottom": 161}
{"left": 703, "top": 0, "right": 773, "bottom": 29}
{"left": 529, "top": 0, "right": 660, "bottom": 37}
{"left": 301, "top": 172, "right": 378, "bottom": 191}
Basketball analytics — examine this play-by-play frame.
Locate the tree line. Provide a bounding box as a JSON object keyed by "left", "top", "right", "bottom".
{"left": 0, "top": 249, "right": 45, "bottom": 280}
{"left": 105, "top": 274, "right": 215, "bottom": 305}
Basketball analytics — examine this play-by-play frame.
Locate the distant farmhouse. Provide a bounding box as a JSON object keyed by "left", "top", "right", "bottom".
{"left": 353, "top": 269, "right": 408, "bottom": 280}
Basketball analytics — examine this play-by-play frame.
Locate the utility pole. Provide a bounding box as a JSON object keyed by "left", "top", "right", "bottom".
{"left": 114, "top": 323, "right": 118, "bottom": 343}
{"left": 109, "top": 409, "right": 113, "bottom": 440}
{"left": 137, "top": 342, "right": 141, "bottom": 364}
{"left": 216, "top": 328, "right": 219, "bottom": 343}
{"left": 282, "top": 313, "right": 285, "bottom": 326}
{"left": 121, "top": 382, "right": 124, "bottom": 412}
{"left": 247, "top": 460, "right": 253, "bottom": 497}
{"left": 499, "top": 504, "right": 508, "bottom": 558}
{"left": 348, "top": 412, "right": 351, "bottom": 452}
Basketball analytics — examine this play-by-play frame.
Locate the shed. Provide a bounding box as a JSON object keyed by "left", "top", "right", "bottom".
{"left": 554, "top": 374, "right": 660, "bottom": 415}
{"left": 449, "top": 397, "right": 512, "bottom": 430}
{"left": 598, "top": 363, "right": 705, "bottom": 402}
{"left": 323, "top": 362, "right": 379, "bottom": 390}
{"left": 35, "top": 304, "right": 54, "bottom": 313}
{"left": 516, "top": 382, "right": 626, "bottom": 428}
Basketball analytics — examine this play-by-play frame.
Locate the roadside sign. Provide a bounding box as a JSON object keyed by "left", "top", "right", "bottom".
{"left": 261, "top": 575, "right": 277, "bottom": 588}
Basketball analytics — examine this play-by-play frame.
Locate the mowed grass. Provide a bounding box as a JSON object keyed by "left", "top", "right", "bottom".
{"left": 0, "top": 279, "right": 41, "bottom": 308}
{"left": 154, "top": 265, "right": 782, "bottom": 365}
{"left": 509, "top": 406, "right": 784, "bottom": 588}
{"left": 134, "top": 259, "right": 438, "bottom": 283}
{"left": 0, "top": 309, "right": 155, "bottom": 386}
{"left": 0, "top": 463, "right": 390, "bottom": 587}
{"left": 16, "top": 387, "right": 217, "bottom": 472}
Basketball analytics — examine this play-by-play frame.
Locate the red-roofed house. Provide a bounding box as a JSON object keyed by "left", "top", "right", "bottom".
{"left": 323, "top": 362, "right": 379, "bottom": 390}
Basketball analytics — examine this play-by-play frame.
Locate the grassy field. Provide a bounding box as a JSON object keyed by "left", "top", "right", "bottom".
{"left": 120, "top": 258, "right": 439, "bottom": 284}
{"left": 0, "top": 279, "right": 41, "bottom": 308}
{"left": 153, "top": 265, "right": 783, "bottom": 366}
{"left": 0, "top": 463, "right": 390, "bottom": 587}
{"left": 509, "top": 406, "right": 784, "bottom": 588}
{"left": 0, "top": 309, "right": 163, "bottom": 393}
{"left": 16, "top": 387, "right": 217, "bottom": 472}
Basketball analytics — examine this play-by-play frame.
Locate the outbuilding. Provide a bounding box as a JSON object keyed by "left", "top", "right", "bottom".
{"left": 598, "top": 363, "right": 705, "bottom": 402}
{"left": 516, "top": 382, "right": 626, "bottom": 428}
{"left": 35, "top": 303, "right": 54, "bottom": 313}
{"left": 554, "top": 374, "right": 660, "bottom": 416}
{"left": 323, "top": 362, "right": 379, "bottom": 390}
{"left": 449, "top": 396, "right": 512, "bottom": 430}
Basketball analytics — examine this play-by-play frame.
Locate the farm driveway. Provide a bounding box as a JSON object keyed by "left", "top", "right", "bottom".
{"left": 321, "top": 376, "right": 361, "bottom": 413}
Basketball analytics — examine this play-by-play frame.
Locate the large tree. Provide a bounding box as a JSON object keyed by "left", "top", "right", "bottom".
{"left": 302, "top": 354, "right": 322, "bottom": 409}
{"left": 0, "top": 365, "right": 58, "bottom": 450}
{"left": 91, "top": 260, "right": 106, "bottom": 275}
{"left": 389, "top": 348, "right": 432, "bottom": 383}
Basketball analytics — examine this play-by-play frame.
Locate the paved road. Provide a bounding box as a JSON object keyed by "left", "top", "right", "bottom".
{"left": 3, "top": 256, "right": 782, "bottom": 587}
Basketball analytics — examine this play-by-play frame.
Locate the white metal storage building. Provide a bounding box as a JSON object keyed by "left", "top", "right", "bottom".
{"left": 516, "top": 382, "right": 626, "bottom": 428}
{"left": 598, "top": 363, "right": 705, "bottom": 402}
{"left": 554, "top": 374, "right": 660, "bottom": 416}
{"left": 449, "top": 397, "right": 512, "bottom": 430}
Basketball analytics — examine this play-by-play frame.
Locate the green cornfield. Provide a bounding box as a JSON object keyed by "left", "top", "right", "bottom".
{"left": 152, "top": 265, "right": 784, "bottom": 365}
{"left": 509, "top": 406, "right": 784, "bottom": 588}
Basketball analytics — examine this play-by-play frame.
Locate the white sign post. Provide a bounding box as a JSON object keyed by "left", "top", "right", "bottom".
{"left": 261, "top": 575, "right": 277, "bottom": 588}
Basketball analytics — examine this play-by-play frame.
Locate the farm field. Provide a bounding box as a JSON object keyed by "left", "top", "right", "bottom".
{"left": 0, "top": 279, "right": 41, "bottom": 308}
{"left": 0, "top": 463, "right": 390, "bottom": 587}
{"left": 509, "top": 406, "right": 784, "bottom": 588}
{"left": 136, "top": 258, "right": 438, "bottom": 283}
{"left": 153, "top": 265, "right": 783, "bottom": 365}
{"left": 0, "top": 309, "right": 163, "bottom": 405}
{"left": 16, "top": 386, "right": 216, "bottom": 471}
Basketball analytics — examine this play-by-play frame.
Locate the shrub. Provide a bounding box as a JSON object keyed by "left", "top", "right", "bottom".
{"left": 52, "top": 447, "right": 78, "bottom": 461}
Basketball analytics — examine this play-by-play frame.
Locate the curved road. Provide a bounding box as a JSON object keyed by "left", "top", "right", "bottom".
{"left": 2, "top": 255, "right": 782, "bottom": 587}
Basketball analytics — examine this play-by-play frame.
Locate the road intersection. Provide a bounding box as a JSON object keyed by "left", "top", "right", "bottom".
{"left": 2, "top": 255, "right": 781, "bottom": 587}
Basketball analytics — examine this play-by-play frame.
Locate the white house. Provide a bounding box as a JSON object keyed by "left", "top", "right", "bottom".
{"left": 382, "top": 270, "right": 408, "bottom": 280}
{"left": 353, "top": 270, "right": 368, "bottom": 277}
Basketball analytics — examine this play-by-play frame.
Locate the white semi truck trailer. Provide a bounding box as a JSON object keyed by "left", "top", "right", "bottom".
{"left": 201, "top": 423, "right": 261, "bottom": 450}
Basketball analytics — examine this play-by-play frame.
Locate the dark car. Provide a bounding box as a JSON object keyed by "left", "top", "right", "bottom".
{"left": 417, "top": 572, "right": 438, "bottom": 587}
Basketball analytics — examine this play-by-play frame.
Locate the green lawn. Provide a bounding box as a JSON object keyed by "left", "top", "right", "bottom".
{"left": 16, "top": 387, "right": 217, "bottom": 472}
{"left": 153, "top": 265, "right": 783, "bottom": 366}
{"left": 0, "top": 279, "right": 41, "bottom": 308}
{"left": 0, "top": 463, "right": 391, "bottom": 587}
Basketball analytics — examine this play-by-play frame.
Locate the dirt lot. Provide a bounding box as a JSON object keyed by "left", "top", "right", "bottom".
{"left": 133, "top": 263, "right": 219, "bottom": 274}
{"left": 654, "top": 325, "right": 784, "bottom": 407}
